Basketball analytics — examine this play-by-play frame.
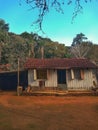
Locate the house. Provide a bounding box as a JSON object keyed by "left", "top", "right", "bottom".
{"left": 24, "top": 58, "right": 98, "bottom": 91}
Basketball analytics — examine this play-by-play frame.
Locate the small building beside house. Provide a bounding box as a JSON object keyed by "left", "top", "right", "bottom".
{"left": 0, "top": 70, "right": 28, "bottom": 91}
{"left": 0, "top": 64, "right": 28, "bottom": 91}
{"left": 24, "top": 58, "right": 98, "bottom": 91}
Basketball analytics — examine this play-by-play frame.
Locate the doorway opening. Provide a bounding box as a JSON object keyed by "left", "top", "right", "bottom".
{"left": 57, "top": 69, "right": 66, "bottom": 84}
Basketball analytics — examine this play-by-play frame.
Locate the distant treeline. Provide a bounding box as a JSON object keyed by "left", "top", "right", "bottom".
{"left": 0, "top": 19, "right": 98, "bottom": 71}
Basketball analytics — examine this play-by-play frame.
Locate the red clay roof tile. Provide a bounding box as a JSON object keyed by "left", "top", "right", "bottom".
{"left": 24, "top": 58, "right": 98, "bottom": 69}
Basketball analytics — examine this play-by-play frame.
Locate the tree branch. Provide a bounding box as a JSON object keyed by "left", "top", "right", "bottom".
{"left": 20, "top": 0, "right": 93, "bottom": 31}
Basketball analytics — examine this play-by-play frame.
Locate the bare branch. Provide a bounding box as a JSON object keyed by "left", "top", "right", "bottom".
{"left": 19, "top": 0, "right": 93, "bottom": 31}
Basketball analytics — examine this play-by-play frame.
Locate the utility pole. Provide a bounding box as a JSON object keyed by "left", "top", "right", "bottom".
{"left": 17, "top": 57, "right": 20, "bottom": 86}
{"left": 17, "top": 57, "right": 22, "bottom": 96}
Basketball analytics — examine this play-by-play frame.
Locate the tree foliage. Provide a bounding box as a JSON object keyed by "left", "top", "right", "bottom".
{"left": 1, "top": 19, "right": 98, "bottom": 71}
{"left": 87, "top": 44, "right": 98, "bottom": 61}
{"left": 2, "top": 33, "right": 29, "bottom": 69}
{"left": 70, "top": 33, "right": 92, "bottom": 58}
{"left": 0, "top": 19, "right": 10, "bottom": 63}
{"left": 0, "top": 19, "right": 9, "bottom": 32}
{"left": 72, "top": 33, "right": 87, "bottom": 46}
{"left": 1, "top": 29, "right": 69, "bottom": 70}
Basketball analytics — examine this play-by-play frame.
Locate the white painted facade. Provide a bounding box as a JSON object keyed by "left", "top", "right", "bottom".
{"left": 28, "top": 69, "right": 57, "bottom": 88}
{"left": 28, "top": 68, "right": 97, "bottom": 90}
{"left": 66, "top": 69, "right": 94, "bottom": 90}
{"left": 45, "top": 69, "right": 57, "bottom": 87}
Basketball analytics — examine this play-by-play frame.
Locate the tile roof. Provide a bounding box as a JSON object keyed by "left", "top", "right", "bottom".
{"left": 24, "top": 58, "right": 98, "bottom": 69}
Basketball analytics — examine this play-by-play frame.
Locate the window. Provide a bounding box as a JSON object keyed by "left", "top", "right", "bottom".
{"left": 74, "top": 69, "right": 81, "bottom": 79}
{"left": 68, "top": 69, "right": 85, "bottom": 81}
{"left": 74, "top": 69, "right": 84, "bottom": 80}
{"left": 37, "top": 69, "right": 47, "bottom": 79}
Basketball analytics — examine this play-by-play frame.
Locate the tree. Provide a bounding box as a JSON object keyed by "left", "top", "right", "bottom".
{"left": 2, "top": 33, "right": 29, "bottom": 70}
{"left": 87, "top": 44, "right": 98, "bottom": 61}
{"left": 21, "top": 0, "right": 94, "bottom": 30}
{"left": 72, "top": 33, "right": 87, "bottom": 46}
{"left": 0, "top": 19, "right": 9, "bottom": 63}
{"left": 0, "top": 19, "right": 9, "bottom": 32}
{"left": 20, "top": 32, "right": 43, "bottom": 58}
{"left": 70, "top": 33, "right": 92, "bottom": 58}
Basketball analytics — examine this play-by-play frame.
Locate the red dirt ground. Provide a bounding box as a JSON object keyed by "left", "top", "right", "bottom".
{"left": 0, "top": 91, "right": 98, "bottom": 130}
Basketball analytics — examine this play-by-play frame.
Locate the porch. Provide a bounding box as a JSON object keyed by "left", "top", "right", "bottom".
{"left": 22, "top": 89, "right": 98, "bottom": 96}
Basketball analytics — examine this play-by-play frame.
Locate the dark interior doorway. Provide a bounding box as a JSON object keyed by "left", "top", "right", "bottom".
{"left": 57, "top": 69, "right": 66, "bottom": 84}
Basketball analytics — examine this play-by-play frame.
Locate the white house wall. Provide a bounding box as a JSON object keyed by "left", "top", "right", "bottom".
{"left": 28, "top": 69, "right": 39, "bottom": 86}
{"left": 28, "top": 68, "right": 97, "bottom": 90}
{"left": 67, "top": 69, "right": 94, "bottom": 90}
{"left": 45, "top": 69, "right": 57, "bottom": 87}
{"left": 28, "top": 69, "right": 57, "bottom": 87}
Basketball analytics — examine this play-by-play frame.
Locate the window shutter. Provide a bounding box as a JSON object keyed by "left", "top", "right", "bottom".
{"left": 71, "top": 69, "right": 74, "bottom": 80}
{"left": 34, "top": 69, "right": 37, "bottom": 80}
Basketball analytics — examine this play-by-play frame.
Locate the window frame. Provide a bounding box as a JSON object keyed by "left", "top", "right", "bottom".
{"left": 36, "top": 69, "right": 47, "bottom": 80}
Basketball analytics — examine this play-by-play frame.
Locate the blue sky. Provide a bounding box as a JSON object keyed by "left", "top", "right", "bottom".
{"left": 0, "top": 0, "right": 98, "bottom": 46}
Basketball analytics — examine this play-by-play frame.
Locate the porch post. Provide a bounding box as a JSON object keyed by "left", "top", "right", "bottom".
{"left": 17, "top": 58, "right": 22, "bottom": 96}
